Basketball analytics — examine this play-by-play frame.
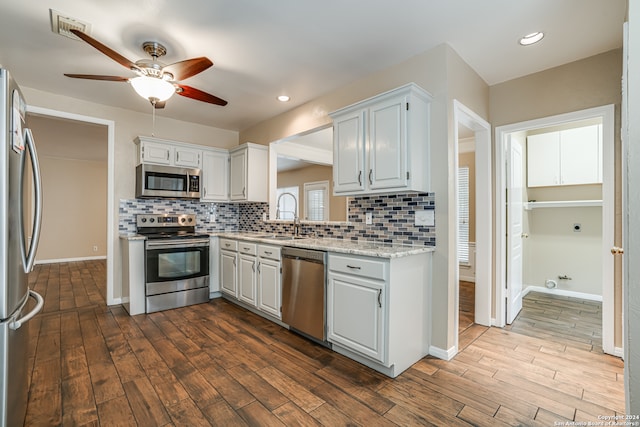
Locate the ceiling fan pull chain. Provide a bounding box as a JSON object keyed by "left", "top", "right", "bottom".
{"left": 151, "top": 102, "right": 156, "bottom": 137}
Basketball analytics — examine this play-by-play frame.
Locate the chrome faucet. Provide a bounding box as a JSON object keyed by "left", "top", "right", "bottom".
{"left": 276, "top": 191, "right": 300, "bottom": 236}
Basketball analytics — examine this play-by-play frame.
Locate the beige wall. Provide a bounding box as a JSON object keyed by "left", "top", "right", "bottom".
{"left": 37, "top": 157, "right": 108, "bottom": 261}
{"left": 490, "top": 48, "right": 622, "bottom": 345}
{"left": 277, "top": 165, "right": 347, "bottom": 221}
{"left": 23, "top": 86, "right": 239, "bottom": 302}
{"left": 241, "top": 43, "right": 490, "bottom": 353}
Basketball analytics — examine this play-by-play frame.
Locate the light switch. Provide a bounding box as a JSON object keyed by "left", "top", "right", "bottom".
{"left": 415, "top": 210, "right": 435, "bottom": 226}
{"left": 365, "top": 212, "right": 373, "bottom": 225}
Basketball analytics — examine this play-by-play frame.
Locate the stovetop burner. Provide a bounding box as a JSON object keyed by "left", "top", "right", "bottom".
{"left": 136, "top": 213, "right": 206, "bottom": 240}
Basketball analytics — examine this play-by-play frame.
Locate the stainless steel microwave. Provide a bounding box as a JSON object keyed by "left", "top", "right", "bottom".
{"left": 136, "top": 164, "right": 201, "bottom": 199}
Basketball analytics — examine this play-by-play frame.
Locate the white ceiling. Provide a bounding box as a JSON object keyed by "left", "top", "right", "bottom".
{"left": 0, "top": 0, "right": 627, "bottom": 132}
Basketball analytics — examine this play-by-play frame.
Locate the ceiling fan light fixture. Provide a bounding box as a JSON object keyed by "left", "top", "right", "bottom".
{"left": 519, "top": 31, "right": 544, "bottom": 46}
{"left": 130, "top": 76, "right": 176, "bottom": 102}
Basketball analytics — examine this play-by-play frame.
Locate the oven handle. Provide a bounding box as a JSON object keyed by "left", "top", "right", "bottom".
{"left": 145, "top": 239, "right": 210, "bottom": 249}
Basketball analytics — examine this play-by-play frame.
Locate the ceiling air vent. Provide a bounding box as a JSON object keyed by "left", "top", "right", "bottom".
{"left": 50, "top": 10, "right": 91, "bottom": 40}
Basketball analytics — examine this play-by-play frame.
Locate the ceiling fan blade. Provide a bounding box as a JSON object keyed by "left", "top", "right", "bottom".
{"left": 64, "top": 74, "right": 129, "bottom": 82}
{"left": 176, "top": 84, "right": 227, "bottom": 106}
{"left": 70, "top": 29, "right": 139, "bottom": 71}
{"left": 163, "top": 57, "right": 213, "bottom": 81}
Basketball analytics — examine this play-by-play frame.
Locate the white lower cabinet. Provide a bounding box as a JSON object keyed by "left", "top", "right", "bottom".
{"left": 327, "top": 273, "right": 385, "bottom": 363}
{"left": 327, "top": 251, "right": 431, "bottom": 378}
{"left": 257, "top": 245, "right": 282, "bottom": 319}
{"left": 220, "top": 239, "right": 238, "bottom": 297}
{"left": 219, "top": 239, "right": 282, "bottom": 320}
{"left": 238, "top": 254, "right": 257, "bottom": 305}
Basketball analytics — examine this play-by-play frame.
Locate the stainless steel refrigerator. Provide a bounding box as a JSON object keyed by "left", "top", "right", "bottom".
{"left": 0, "top": 68, "right": 44, "bottom": 427}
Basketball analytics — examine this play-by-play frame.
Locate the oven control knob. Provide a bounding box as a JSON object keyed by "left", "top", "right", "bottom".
{"left": 181, "top": 217, "right": 186, "bottom": 223}
{"left": 188, "top": 217, "right": 193, "bottom": 223}
{"left": 149, "top": 218, "right": 155, "bottom": 223}
{"left": 141, "top": 218, "right": 147, "bottom": 223}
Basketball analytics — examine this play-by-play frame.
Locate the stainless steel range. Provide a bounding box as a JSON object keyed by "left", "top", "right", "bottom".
{"left": 137, "top": 214, "right": 210, "bottom": 313}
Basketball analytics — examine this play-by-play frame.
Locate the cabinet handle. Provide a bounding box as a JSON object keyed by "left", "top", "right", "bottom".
{"left": 225, "top": 243, "right": 231, "bottom": 247}
{"left": 252, "top": 261, "right": 255, "bottom": 272}
{"left": 358, "top": 170, "right": 362, "bottom": 186}
{"left": 243, "top": 187, "right": 246, "bottom": 197}
{"left": 377, "top": 289, "right": 382, "bottom": 308}
{"left": 203, "top": 188, "right": 207, "bottom": 197}
{"left": 257, "top": 262, "right": 261, "bottom": 273}
{"left": 346, "top": 265, "right": 361, "bottom": 270}
{"left": 166, "top": 151, "right": 170, "bottom": 160}
{"left": 264, "top": 251, "right": 273, "bottom": 255}
{"left": 177, "top": 152, "right": 180, "bottom": 162}
{"left": 233, "top": 258, "right": 236, "bottom": 267}
{"left": 369, "top": 169, "right": 373, "bottom": 185}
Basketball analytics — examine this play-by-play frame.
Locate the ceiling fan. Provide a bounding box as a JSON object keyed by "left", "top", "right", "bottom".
{"left": 64, "top": 29, "right": 227, "bottom": 109}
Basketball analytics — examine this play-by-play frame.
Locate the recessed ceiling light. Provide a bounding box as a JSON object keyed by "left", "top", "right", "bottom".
{"left": 519, "top": 32, "right": 544, "bottom": 46}
{"left": 277, "top": 95, "right": 290, "bottom": 102}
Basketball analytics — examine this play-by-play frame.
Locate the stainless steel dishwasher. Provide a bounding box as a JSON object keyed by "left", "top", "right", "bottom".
{"left": 281, "top": 246, "right": 328, "bottom": 344}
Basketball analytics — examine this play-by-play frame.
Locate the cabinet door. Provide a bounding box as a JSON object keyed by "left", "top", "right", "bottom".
{"left": 327, "top": 272, "right": 385, "bottom": 363}
{"left": 369, "top": 97, "right": 407, "bottom": 190}
{"left": 141, "top": 141, "right": 172, "bottom": 165}
{"left": 527, "top": 132, "right": 560, "bottom": 187}
{"left": 174, "top": 147, "right": 202, "bottom": 168}
{"left": 201, "top": 151, "right": 229, "bottom": 201}
{"left": 333, "top": 111, "right": 365, "bottom": 194}
{"left": 220, "top": 250, "right": 237, "bottom": 297}
{"left": 229, "top": 149, "right": 247, "bottom": 200}
{"left": 560, "top": 124, "right": 601, "bottom": 185}
{"left": 258, "top": 259, "right": 281, "bottom": 318}
{"left": 238, "top": 254, "right": 257, "bottom": 306}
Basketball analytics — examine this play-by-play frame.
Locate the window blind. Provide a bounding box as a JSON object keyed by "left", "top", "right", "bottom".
{"left": 458, "top": 167, "right": 470, "bottom": 264}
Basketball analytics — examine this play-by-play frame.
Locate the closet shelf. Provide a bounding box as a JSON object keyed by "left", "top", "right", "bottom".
{"left": 524, "top": 200, "right": 603, "bottom": 210}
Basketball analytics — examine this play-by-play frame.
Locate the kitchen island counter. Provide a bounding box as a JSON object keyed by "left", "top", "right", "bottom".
{"left": 210, "top": 232, "right": 434, "bottom": 259}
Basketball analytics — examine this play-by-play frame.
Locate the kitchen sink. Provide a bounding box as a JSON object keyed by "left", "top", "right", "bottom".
{"left": 258, "top": 234, "right": 307, "bottom": 240}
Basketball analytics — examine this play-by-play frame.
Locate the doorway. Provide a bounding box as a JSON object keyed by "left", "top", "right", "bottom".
{"left": 26, "top": 106, "right": 116, "bottom": 305}
{"left": 495, "top": 104, "right": 617, "bottom": 356}
{"left": 453, "top": 100, "right": 491, "bottom": 354}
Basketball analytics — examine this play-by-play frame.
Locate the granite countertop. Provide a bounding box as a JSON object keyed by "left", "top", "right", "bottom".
{"left": 213, "top": 232, "right": 435, "bottom": 259}
{"left": 119, "top": 233, "right": 146, "bottom": 241}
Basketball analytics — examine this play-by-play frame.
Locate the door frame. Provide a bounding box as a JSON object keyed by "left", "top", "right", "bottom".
{"left": 453, "top": 100, "right": 492, "bottom": 353}
{"left": 494, "top": 104, "right": 616, "bottom": 355}
{"left": 26, "top": 105, "right": 116, "bottom": 305}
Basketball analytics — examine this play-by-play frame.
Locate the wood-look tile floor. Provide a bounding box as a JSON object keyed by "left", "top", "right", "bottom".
{"left": 25, "top": 261, "right": 625, "bottom": 426}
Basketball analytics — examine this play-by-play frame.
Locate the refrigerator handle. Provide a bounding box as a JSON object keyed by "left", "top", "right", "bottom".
{"left": 9, "top": 290, "right": 44, "bottom": 330}
{"left": 22, "top": 128, "right": 43, "bottom": 273}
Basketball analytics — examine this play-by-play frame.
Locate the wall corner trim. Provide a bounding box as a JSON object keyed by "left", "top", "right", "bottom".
{"left": 429, "top": 345, "right": 456, "bottom": 361}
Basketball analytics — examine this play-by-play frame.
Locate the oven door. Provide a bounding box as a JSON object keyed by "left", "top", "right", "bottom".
{"left": 145, "top": 239, "right": 210, "bottom": 284}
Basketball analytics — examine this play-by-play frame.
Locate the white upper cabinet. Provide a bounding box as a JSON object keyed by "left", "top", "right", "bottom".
{"left": 201, "top": 149, "right": 229, "bottom": 201}
{"left": 229, "top": 143, "right": 268, "bottom": 202}
{"left": 330, "top": 83, "right": 431, "bottom": 195}
{"left": 527, "top": 124, "right": 602, "bottom": 187}
{"left": 135, "top": 136, "right": 202, "bottom": 168}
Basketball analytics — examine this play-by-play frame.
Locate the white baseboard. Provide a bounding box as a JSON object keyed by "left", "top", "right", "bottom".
{"left": 523, "top": 285, "right": 603, "bottom": 302}
{"left": 108, "top": 297, "right": 122, "bottom": 306}
{"left": 36, "top": 255, "right": 107, "bottom": 265}
{"left": 614, "top": 347, "right": 624, "bottom": 358}
{"left": 459, "top": 274, "right": 476, "bottom": 283}
{"left": 429, "top": 345, "right": 456, "bottom": 361}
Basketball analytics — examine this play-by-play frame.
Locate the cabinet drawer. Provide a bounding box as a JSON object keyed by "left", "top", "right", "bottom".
{"left": 329, "top": 254, "right": 387, "bottom": 280}
{"left": 220, "top": 239, "right": 238, "bottom": 251}
{"left": 238, "top": 242, "right": 257, "bottom": 255}
{"left": 258, "top": 245, "right": 281, "bottom": 260}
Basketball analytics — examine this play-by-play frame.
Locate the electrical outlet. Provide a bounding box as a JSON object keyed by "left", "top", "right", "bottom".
{"left": 415, "top": 210, "right": 435, "bottom": 226}
{"left": 262, "top": 212, "right": 267, "bottom": 221}
{"left": 209, "top": 213, "right": 217, "bottom": 222}
{"left": 365, "top": 212, "right": 373, "bottom": 225}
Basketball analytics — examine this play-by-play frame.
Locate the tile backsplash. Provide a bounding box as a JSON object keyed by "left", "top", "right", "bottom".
{"left": 119, "top": 192, "right": 435, "bottom": 246}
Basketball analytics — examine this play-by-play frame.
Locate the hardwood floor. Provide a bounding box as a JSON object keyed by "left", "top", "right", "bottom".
{"left": 25, "top": 261, "right": 624, "bottom": 426}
